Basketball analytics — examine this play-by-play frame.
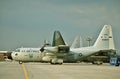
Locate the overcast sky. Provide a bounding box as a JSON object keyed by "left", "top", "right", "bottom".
{"left": 0, "top": 0, "right": 120, "bottom": 51}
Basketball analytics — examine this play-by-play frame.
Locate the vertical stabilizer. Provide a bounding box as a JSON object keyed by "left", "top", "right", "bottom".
{"left": 52, "top": 31, "right": 66, "bottom": 46}
{"left": 71, "top": 36, "right": 82, "bottom": 48}
{"left": 93, "top": 25, "right": 115, "bottom": 49}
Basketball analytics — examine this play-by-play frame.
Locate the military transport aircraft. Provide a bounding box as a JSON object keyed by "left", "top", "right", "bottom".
{"left": 11, "top": 25, "right": 116, "bottom": 64}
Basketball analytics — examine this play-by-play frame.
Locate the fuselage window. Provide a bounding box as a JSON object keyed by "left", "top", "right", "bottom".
{"left": 32, "top": 50, "right": 38, "bottom": 53}
{"left": 15, "top": 49, "right": 20, "bottom": 52}
{"left": 22, "top": 50, "right": 25, "bottom": 52}
{"left": 26, "top": 50, "right": 30, "bottom": 52}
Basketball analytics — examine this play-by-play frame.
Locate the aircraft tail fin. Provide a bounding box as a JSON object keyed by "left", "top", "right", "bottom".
{"left": 52, "top": 31, "right": 66, "bottom": 46}
{"left": 71, "top": 36, "right": 82, "bottom": 48}
{"left": 93, "top": 25, "right": 115, "bottom": 50}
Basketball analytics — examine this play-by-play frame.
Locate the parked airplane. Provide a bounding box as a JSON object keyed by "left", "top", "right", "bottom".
{"left": 11, "top": 25, "right": 116, "bottom": 64}
{"left": 40, "top": 25, "right": 116, "bottom": 64}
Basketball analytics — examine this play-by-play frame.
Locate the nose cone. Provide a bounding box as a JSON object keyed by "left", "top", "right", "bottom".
{"left": 11, "top": 52, "right": 17, "bottom": 60}
{"left": 11, "top": 52, "right": 20, "bottom": 61}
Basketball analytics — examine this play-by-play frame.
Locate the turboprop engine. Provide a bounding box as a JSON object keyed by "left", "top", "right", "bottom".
{"left": 41, "top": 45, "right": 70, "bottom": 64}
{"left": 44, "top": 45, "right": 70, "bottom": 53}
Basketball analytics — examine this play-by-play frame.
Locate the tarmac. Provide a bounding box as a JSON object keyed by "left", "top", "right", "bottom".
{"left": 0, "top": 61, "right": 120, "bottom": 79}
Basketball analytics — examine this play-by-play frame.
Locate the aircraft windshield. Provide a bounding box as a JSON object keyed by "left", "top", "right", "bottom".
{"left": 15, "top": 49, "right": 20, "bottom": 52}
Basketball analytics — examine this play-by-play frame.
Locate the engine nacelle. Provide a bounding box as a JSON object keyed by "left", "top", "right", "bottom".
{"left": 44, "top": 45, "right": 70, "bottom": 53}
{"left": 50, "top": 58, "right": 63, "bottom": 64}
{"left": 42, "top": 53, "right": 55, "bottom": 62}
{"left": 57, "top": 45, "right": 70, "bottom": 53}
{"left": 44, "top": 47, "right": 58, "bottom": 53}
{"left": 42, "top": 56, "right": 51, "bottom": 62}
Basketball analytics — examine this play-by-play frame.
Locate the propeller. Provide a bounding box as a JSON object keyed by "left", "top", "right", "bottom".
{"left": 40, "top": 45, "right": 45, "bottom": 52}
{"left": 40, "top": 40, "right": 51, "bottom": 52}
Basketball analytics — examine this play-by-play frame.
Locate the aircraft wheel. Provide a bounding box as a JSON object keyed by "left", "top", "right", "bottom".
{"left": 115, "top": 64, "right": 119, "bottom": 66}
{"left": 19, "top": 61, "right": 23, "bottom": 64}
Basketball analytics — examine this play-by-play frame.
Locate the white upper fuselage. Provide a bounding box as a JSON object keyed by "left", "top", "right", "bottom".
{"left": 11, "top": 25, "right": 115, "bottom": 63}
{"left": 12, "top": 48, "right": 42, "bottom": 62}
{"left": 11, "top": 46, "right": 100, "bottom": 62}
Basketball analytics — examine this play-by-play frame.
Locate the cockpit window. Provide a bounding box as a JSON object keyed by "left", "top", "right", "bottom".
{"left": 15, "top": 49, "right": 20, "bottom": 52}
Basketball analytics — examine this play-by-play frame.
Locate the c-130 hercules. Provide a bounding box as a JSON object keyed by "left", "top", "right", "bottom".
{"left": 11, "top": 25, "right": 116, "bottom": 64}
